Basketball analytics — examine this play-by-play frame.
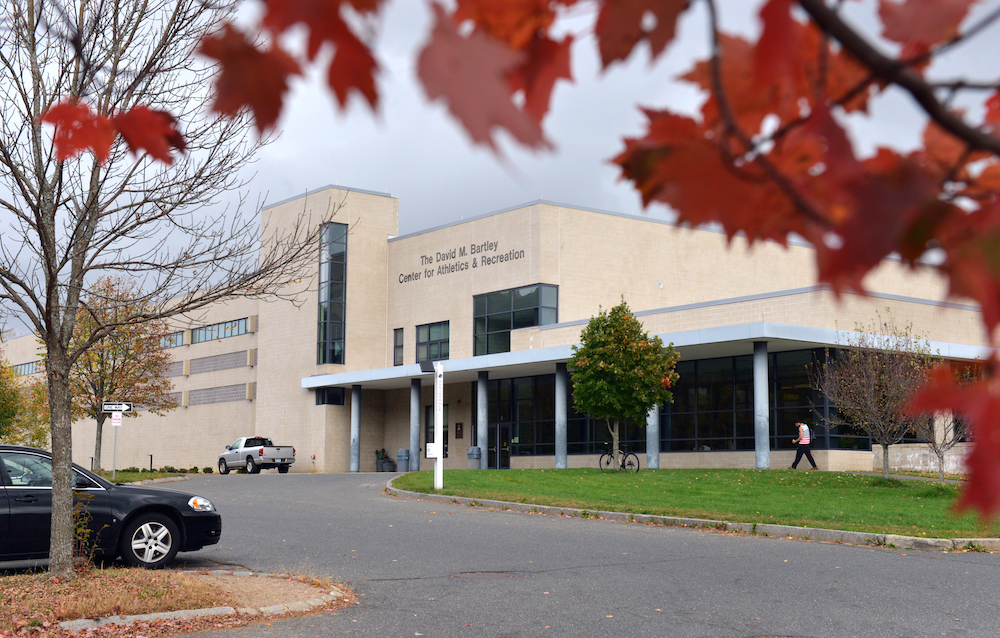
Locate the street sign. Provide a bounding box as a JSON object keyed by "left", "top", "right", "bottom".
{"left": 102, "top": 402, "right": 133, "bottom": 413}
{"left": 111, "top": 412, "right": 123, "bottom": 427}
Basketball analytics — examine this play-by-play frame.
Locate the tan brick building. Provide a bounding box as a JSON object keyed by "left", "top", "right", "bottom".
{"left": 2, "top": 185, "right": 988, "bottom": 474}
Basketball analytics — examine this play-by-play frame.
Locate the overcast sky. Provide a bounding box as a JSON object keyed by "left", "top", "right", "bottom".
{"left": 235, "top": 0, "right": 993, "bottom": 236}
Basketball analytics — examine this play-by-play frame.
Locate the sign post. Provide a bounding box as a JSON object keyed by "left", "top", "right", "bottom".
{"left": 434, "top": 362, "right": 444, "bottom": 490}
{"left": 103, "top": 402, "right": 132, "bottom": 480}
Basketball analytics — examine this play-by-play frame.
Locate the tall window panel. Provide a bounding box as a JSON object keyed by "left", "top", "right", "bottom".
{"left": 318, "top": 222, "right": 348, "bottom": 365}
{"left": 393, "top": 328, "right": 404, "bottom": 366}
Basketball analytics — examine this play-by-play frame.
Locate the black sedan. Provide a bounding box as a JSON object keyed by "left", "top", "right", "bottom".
{"left": 0, "top": 445, "right": 221, "bottom": 568}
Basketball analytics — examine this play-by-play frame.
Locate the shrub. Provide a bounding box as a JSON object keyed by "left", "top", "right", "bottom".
{"left": 202, "top": 467, "right": 214, "bottom": 474}
{"left": 122, "top": 466, "right": 140, "bottom": 473}
{"left": 161, "top": 465, "right": 177, "bottom": 473}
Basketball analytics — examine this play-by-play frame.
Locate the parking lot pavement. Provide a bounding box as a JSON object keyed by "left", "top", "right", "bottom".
{"left": 173, "top": 473, "right": 1000, "bottom": 638}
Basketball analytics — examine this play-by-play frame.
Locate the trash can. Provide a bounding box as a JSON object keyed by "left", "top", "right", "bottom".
{"left": 467, "top": 446, "right": 482, "bottom": 470}
{"left": 396, "top": 449, "right": 409, "bottom": 473}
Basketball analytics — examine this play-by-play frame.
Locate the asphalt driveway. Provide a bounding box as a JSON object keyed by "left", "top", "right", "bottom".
{"left": 174, "top": 472, "right": 1000, "bottom": 638}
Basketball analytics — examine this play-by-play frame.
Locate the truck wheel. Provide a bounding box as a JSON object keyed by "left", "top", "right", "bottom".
{"left": 246, "top": 456, "right": 260, "bottom": 474}
{"left": 278, "top": 465, "right": 290, "bottom": 474}
{"left": 119, "top": 513, "right": 179, "bottom": 569}
{"left": 218, "top": 459, "right": 230, "bottom": 475}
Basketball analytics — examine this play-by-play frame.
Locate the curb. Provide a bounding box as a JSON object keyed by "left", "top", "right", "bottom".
{"left": 384, "top": 482, "right": 1000, "bottom": 552}
{"left": 57, "top": 570, "right": 347, "bottom": 633}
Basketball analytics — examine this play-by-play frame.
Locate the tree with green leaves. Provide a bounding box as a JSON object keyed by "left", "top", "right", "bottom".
{"left": 568, "top": 299, "right": 680, "bottom": 468}
{"left": 0, "top": 348, "right": 20, "bottom": 439}
{"left": 813, "top": 311, "right": 935, "bottom": 478}
{"left": 69, "top": 277, "right": 178, "bottom": 471}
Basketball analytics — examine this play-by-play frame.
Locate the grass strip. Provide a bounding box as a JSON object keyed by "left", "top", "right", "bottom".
{"left": 392, "top": 468, "right": 997, "bottom": 539}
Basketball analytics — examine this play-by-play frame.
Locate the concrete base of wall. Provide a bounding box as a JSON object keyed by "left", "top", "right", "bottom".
{"left": 501, "top": 446, "right": 966, "bottom": 474}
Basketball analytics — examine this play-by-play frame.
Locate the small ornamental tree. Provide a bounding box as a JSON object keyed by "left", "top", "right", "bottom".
{"left": 908, "top": 366, "right": 974, "bottom": 486}
{"left": 69, "top": 277, "right": 178, "bottom": 471}
{"left": 568, "top": 300, "right": 680, "bottom": 466}
{"left": 814, "top": 312, "right": 934, "bottom": 478}
{"left": 7, "top": 379, "right": 51, "bottom": 449}
{"left": 0, "top": 349, "right": 20, "bottom": 439}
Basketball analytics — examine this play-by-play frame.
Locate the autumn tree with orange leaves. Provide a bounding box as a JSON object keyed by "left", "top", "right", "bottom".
{"left": 69, "top": 278, "right": 178, "bottom": 472}
{"left": 30, "top": 0, "right": 1000, "bottom": 567}
{"left": 1, "top": 0, "right": 336, "bottom": 578}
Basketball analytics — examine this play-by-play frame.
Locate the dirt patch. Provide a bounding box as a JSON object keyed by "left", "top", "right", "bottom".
{"left": 192, "top": 572, "right": 340, "bottom": 608}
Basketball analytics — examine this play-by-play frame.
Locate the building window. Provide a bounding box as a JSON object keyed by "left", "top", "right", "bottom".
{"left": 474, "top": 284, "right": 557, "bottom": 356}
{"left": 191, "top": 318, "right": 248, "bottom": 344}
{"left": 318, "top": 222, "right": 348, "bottom": 365}
{"left": 393, "top": 328, "right": 404, "bottom": 366}
{"left": 316, "top": 387, "right": 345, "bottom": 405}
{"left": 160, "top": 331, "right": 184, "bottom": 348}
{"left": 12, "top": 361, "right": 42, "bottom": 377}
{"left": 416, "top": 321, "right": 449, "bottom": 362}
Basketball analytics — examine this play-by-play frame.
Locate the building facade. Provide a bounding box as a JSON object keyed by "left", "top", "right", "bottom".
{"left": 1, "top": 185, "right": 988, "bottom": 473}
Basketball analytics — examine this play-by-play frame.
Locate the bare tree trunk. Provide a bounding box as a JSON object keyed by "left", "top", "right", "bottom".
{"left": 882, "top": 444, "right": 890, "bottom": 478}
{"left": 94, "top": 413, "right": 106, "bottom": 471}
{"left": 47, "top": 357, "right": 75, "bottom": 578}
{"left": 607, "top": 418, "right": 620, "bottom": 467}
{"left": 937, "top": 450, "right": 946, "bottom": 486}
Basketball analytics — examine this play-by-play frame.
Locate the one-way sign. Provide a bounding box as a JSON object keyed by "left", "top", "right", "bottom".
{"left": 102, "top": 402, "right": 133, "bottom": 413}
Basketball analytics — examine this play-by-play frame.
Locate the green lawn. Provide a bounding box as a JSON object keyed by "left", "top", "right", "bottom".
{"left": 392, "top": 468, "right": 997, "bottom": 539}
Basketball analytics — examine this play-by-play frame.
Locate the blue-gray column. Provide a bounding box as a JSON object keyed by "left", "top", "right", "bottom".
{"left": 646, "top": 405, "right": 660, "bottom": 469}
{"left": 410, "top": 379, "right": 421, "bottom": 472}
{"left": 477, "top": 371, "right": 489, "bottom": 469}
{"left": 753, "top": 341, "right": 770, "bottom": 469}
{"left": 555, "top": 363, "right": 568, "bottom": 469}
{"left": 350, "top": 384, "right": 362, "bottom": 473}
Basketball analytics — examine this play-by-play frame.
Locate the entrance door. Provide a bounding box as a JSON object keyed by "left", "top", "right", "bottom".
{"left": 488, "top": 423, "right": 511, "bottom": 469}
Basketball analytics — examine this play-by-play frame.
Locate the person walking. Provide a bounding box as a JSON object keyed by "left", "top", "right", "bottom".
{"left": 790, "top": 421, "right": 818, "bottom": 470}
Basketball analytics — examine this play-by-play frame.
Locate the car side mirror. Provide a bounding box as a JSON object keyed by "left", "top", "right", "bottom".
{"left": 225, "top": 445, "right": 230, "bottom": 450}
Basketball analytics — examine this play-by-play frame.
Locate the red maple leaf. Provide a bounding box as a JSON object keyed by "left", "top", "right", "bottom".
{"left": 594, "top": 0, "right": 687, "bottom": 67}
{"left": 326, "top": 21, "right": 379, "bottom": 109}
{"left": 938, "top": 199, "right": 1000, "bottom": 334}
{"left": 417, "top": 3, "right": 548, "bottom": 152}
{"left": 879, "top": 0, "right": 977, "bottom": 63}
{"left": 39, "top": 100, "right": 116, "bottom": 162}
{"left": 112, "top": 106, "right": 186, "bottom": 164}
{"left": 985, "top": 91, "right": 1000, "bottom": 126}
{"left": 506, "top": 34, "right": 573, "bottom": 125}
{"left": 454, "top": 0, "right": 565, "bottom": 51}
{"left": 197, "top": 24, "right": 302, "bottom": 133}
{"left": 262, "top": 0, "right": 380, "bottom": 109}
{"left": 907, "top": 362, "right": 1000, "bottom": 518}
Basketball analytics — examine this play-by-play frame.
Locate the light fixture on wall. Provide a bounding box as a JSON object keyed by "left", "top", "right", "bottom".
{"left": 657, "top": 281, "right": 663, "bottom": 289}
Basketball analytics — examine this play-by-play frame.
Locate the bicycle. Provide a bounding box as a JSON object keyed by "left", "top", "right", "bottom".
{"left": 598, "top": 445, "right": 640, "bottom": 473}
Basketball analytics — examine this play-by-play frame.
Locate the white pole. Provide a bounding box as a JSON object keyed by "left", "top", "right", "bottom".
{"left": 434, "top": 362, "right": 444, "bottom": 490}
{"left": 112, "top": 415, "right": 119, "bottom": 480}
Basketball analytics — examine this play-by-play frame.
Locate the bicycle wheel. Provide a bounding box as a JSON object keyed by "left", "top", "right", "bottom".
{"left": 623, "top": 453, "right": 640, "bottom": 473}
{"left": 599, "top": 453, "right": 616, "bottom": 471}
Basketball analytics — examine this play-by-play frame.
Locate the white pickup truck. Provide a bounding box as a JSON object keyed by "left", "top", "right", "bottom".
{"left": 218, "top": 436, "right": 295, "bottom": 474}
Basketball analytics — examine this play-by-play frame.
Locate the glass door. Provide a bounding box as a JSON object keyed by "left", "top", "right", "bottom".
{"left": 488, "top": 423, "right": 511, "bottom": 469}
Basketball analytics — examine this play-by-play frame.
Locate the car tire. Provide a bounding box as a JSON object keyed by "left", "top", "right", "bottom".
{"left": 218, "top": 459, "right": 230, "bottom": 475}
{"left": 278, "top": 465, "right": 290, "bottom": 474}
{"left": 119, "top": 513, "right": 180, "bottom": 569}
{"left": 246, "top": 456, "right": 260, "bottom": 474}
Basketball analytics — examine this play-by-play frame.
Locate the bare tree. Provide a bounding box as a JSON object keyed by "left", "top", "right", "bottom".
{"left": 813, "top": 311, "right": 935, "bottom": 478}
{"left": 0, "top": 0, "right": 332, "bottom": 577}
{"left": 910, "top": 367, "right": 974, "bottom": 486}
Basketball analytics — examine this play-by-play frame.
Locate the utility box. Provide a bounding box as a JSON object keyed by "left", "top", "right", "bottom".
{"left": 467, "top": 446, "right": 482, "bottom": 470}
